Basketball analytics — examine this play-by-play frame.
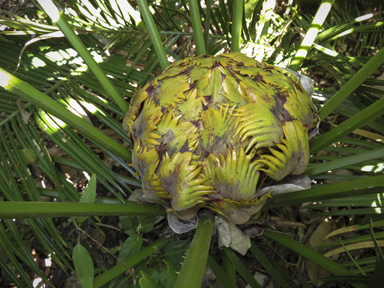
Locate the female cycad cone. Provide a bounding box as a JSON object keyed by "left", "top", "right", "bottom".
{"left": 123, "top": 53, "right": 318, "bottom": 224}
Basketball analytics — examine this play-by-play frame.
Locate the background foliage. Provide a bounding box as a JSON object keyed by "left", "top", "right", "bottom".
{"left": 0, "top": 0, "right": 384, "bottom": 287}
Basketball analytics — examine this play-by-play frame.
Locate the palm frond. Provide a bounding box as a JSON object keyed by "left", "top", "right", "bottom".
{"left": 0, "top": 6, "right": 163, "bottom": 284}
{"left": 1, "top": 1, "right": 384, "bottom": 286}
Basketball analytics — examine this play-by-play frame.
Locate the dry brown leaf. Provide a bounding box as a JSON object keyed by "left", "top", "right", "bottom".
{"left": 325, "top": 225, "right": 357, "bottom": 239}
{"left": 99, "top": 129, "right": 122, "bottom": 142}
{"left": 324, "top": 240, "right": 384, "bottom": 257}
{"left": 17, "top": 100, "right": 32, "bottom": 124}
{"left": 305, "top": 260, "right": 330, "bottom": 287}
{"left": 61, "top": 164, "right": 79, "bottom": 184}
{"left": 100, "top": 128, "right": 118, "bottom": 136}
{"left": 329, "top": 123, "right": 384, "bottom": 143}
{"left": 89, "top": 229, "right": 106, "bottom": 249}
{"left": 48, "top": 145, "right": 67, "bottom": 157}
{"left": 352, "top": 129, "right": 384, "bottom": 143}
{"left": 103, "top": 154, "right": 116, "bottom": 169}
{"left": 305, "top": 220, "right": 338, "bottom": 285}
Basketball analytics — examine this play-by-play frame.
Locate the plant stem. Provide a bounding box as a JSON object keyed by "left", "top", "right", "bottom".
{"left": 36, "top": 0, "right": 129, "bottom": 114}
{"left": 231, "top": 0, "right": 243, "bottom": 52}
{"left": 289, "top": 0, "right": 334, "bottom": 71}
{"left": 137, "top": 0, "right": 170, "bottom": 70}
{"left": 0, "top": 202, "right": 166, "bottom": 219}
{"left": 318, "top": 45, "right": 384, "bottom": 120}
{"left": 174, "top": 212, "right": 214, "bottom": 288}
{"left": 0, "top": 68, "right": 131, "bottom": 161}
{"left": 189, "top": 0, "right": 207, "bottom": 55}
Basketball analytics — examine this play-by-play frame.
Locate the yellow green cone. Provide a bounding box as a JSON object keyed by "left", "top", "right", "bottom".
{"left": 124, "top": 53, "right": 318, "bottom": 224}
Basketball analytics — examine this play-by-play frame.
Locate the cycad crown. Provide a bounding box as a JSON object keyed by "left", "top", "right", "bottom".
{"left": 123, "top": 52, "right": 318, "bottom": 224}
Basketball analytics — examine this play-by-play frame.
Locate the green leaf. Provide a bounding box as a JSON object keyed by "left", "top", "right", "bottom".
{"left": 308, "top": 275, "right": 370, "bottom": 284}
{"left": 163, "top": 260, "right": 178, "bottom": 284}
{"left": 271, "top": 261, "right": 301, "bottom": 288}
{"left": 73, "top": 240, "right": 94, "bottom": 287}
{"left": 139, "top": 216, "right": 156, "bottom": 234}
{"left": 231, "top": 0, "right": 243, "bottom": 52}
{"left": 244, "top": 0, "right": 258, "bottom": 19}
{"left": 207, "top": 255, "right": 237, "bottom": 288}
{"left": 0, "top": 221, "right": 34, "bottom": 288}
{"left": 263, "top": 231, "right": 366, "bottom": 288}
{"left": 223, "top": 247, "right": 261, "bottom": 288}
{"left": 175, "top": 214, "right": 214, "bottom": 288}
{"left": 368, "top": 221, "right": 384, "bottom": 287}
{"left": 119, "top": 215, "right": 157, "bottom": 236}
{"left": 358, "top": 217, "right": 384, "bottom": 230}
{"left": 147, "top": 268, "right": 162, "bottom": 284}
{"left": 118, "top": 235, "right": 143, "bottom": 261}
{"left": 0, "top": 202, "right": 166, "bottom": 219}
{"left": 289, "top": 0, "right": 334, "bottom": 71}
{"left": 36, "top": 0, "right": 128, "bottom": 113}
{"left": 266, "top": 175, "right": 384, "bottom": 208}
{"left": 77, "top": 174, "right": 97, "bottom": 224}
{"left": 0, "top": 219, "right": 49, "bottom": 284}
{"left": 318, "top": 45, "right": 384, "bottom": 120}
{"left": 162, "top": 240, "right": 191, "bottom": 267}
{"left": 107, "top": 275, "right": 130, "bottom": 288}
{"left": 250, "top": 242, "right": 292, "bottom": 288}
{"left": 221, "top": 250, "right": 236, "bottom": 286}
{"left": 119, "top": 215, "right": 139, "bottom": 235}
{"left": 19, "top": 148, "right": 37, "bottom": 164}
{"left": 80, "top": 174, "right": 97, "bottom": 203}
{"left": 139, "top": 271, "right": 160, "bottom": 288}
{"left": 306, "top": 148, "right": 384, "bottom": 175}
{"left": 158, "top": 268, "right": 175, "bottom": 288}
{"left": 93, "top": 237, "right": 167, "bottom": 288}
{"left": 189, "top": 0, "right": 206, "bottom": 55}
{"left": 0, "top": 256, "right": 27, "bottom": 288}
{"left": 0, "top": 68, "right": 131, "bottom": 161}
{"left": 136, "top": 0, "right": 169, "bottom": 70}
{"left": 311, "top": 97, "right": 384, "bottom": 154}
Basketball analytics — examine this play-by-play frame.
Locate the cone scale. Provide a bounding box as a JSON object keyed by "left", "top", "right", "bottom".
{"left": 124, "top": 53, "right": 318, "bottom": 224}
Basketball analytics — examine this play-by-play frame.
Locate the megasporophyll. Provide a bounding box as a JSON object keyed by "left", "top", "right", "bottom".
{"left": 123, "top": 52, "right": 319, "bottom": 224}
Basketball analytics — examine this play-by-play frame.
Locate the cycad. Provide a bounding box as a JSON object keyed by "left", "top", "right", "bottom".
{"left": 124, "top": 52, "right": 318, "bottom": 224}
{"left": 1, "top": 0, "right": 384, "bottom": 287}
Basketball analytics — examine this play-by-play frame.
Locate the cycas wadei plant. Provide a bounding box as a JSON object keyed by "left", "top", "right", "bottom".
{"left": 0, "top": 0, "right": 384, "bottom": 287}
